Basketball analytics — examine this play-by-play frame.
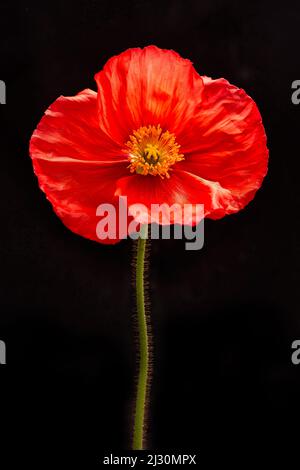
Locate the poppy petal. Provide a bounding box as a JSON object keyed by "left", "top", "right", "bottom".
{"left": 30, "top": 88, "right": 126, "bottom": 164}
{"left": 30, "top": 89, "right": 128, "bottom": 243}
{"left": 95, "top": 45, "right": 204, "bottom": 144}
{"left": 115, "top": 170, "right": 236, "bottom": 225}
{"left": 177, "top": 76, "right": 268, "bottom": 212}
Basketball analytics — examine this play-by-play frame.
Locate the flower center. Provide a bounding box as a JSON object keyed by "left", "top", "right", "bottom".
{"left": 124, "top": 125, "right": 184, "bottom": 178}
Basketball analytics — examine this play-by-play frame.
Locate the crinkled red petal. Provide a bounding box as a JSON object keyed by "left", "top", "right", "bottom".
{"left": 177, "top": 76, "right": 269, "bottom": 214}
{"left": 95, "top": 45, "right": 204, "bottom": 144}
{"left": 30, "top": 89, "right": 128, "bottom": 243}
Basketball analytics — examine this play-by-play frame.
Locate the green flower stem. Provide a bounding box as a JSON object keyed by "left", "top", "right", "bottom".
{"left": 133, "top": 224, "right": 149, "bottom": 450}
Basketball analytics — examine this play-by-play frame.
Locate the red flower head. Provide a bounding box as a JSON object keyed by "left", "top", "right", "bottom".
{"left": 29, "top": 46, "right": 268, "bottom": 243}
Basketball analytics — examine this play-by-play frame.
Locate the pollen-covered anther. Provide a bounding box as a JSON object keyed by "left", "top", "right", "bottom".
{"left": 124, "top": 125, "right": 184, "bottom": 178}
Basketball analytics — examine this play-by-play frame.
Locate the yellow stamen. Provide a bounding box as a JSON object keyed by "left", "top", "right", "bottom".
{"left": 124, "top": 125, "right": 184, "bottom": 178}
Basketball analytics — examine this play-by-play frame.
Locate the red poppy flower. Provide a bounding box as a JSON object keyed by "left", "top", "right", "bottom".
{"left": 29, "top": 45, "right": 268, "bottom": 243}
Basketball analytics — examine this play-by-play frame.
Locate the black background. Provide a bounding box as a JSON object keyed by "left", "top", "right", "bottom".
{"left": 0, "top": 0, "right": 300, "bottom": 467}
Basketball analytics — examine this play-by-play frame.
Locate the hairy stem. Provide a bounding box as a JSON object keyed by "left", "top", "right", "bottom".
{"left": 133, "top": 224, "right": 149, "bottom": 450}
